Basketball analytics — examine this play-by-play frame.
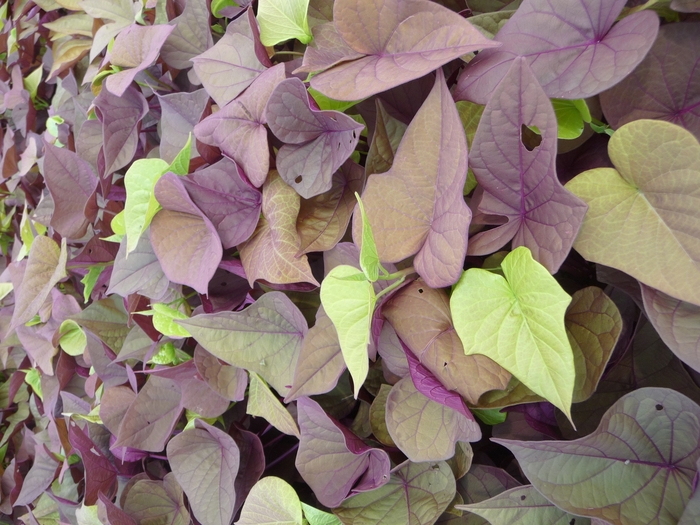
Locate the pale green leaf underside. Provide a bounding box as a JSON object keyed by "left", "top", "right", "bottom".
{"left": 236, "top": 476, "right": 303, "bottom": 525}
{"left": 320, "top": 265, "right": 375, "bottom": 398}
{"left": 257, "top": 0, "right": 312, "bottom": 46}
{"left": 356, "top": 193, "right": 382, "bottom": 282}
{"left": 450, "top": 246, "right": 575, "bottom": 420}
{"left": 247, "top": 372, "right": 300, "bottom": 438}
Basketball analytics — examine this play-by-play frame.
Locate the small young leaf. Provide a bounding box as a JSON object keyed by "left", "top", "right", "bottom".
{"left": 301, "top": 503, "right": 341, "bottom": 525}
{"left": 123, "top": 158, "right": 169, "bottom": 256}
{"left": 151, "top": 303, "right": 191, "bottom": 339}
{"left": 58, "top": 319, "right": 87, "bottom": 356}
{"left": 168, "top": 133, "right": 192, "bottom": 176}
{"left": 552, "top": 98, "right": 591, "bottom": 140}
{"left": 81, "top": 265, "right": 107, "bottom": 303}
{"left": 355, "top": 193, "right": 382, "bottom": 282}
{"left": 257, "top": 0, "right": 312, "bottom": 46}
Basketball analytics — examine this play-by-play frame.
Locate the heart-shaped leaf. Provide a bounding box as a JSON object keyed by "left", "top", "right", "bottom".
{"left": 123, "top": 473, "right": 190, "bottom": 525}
{"left": 495, "top": 388, "right": 700, "bottom": 525}
{"left": 565, "top": 119, "right": 700, "bottom": 306}
{"left": 236, "top": 476, "right": 303, "bottom": 525}
{"left": 450, "top": 247, "right": 575, "bottom": 420}
{"left": 257, "top": 0, "right": 312, "bottom": 46}
{"left": 161, "top": 0, "right": 213, "bottom": 70}
{"left": 456, "top": 0, "right": 659, "bottom": 104}
{"left": 354, "top": 69, "right": 471, "bottom": 288}
{"left": 467, "top": 58, "right": 587, "bottom": 273}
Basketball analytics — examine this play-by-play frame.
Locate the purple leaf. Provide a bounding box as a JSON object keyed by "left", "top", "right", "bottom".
{"left": 191, "top": 12, "right": 266, "bottom": 107}
{"left": 85, "top": 332, "right": 129, "bottom": 388}
{"left": 266, "top": 78, "right": 363, "bottom": 199}
{"left": 385, "top": 374, "right": 481, "bottom": 462}
{"left": 228, "top": 425, "right": 265, "bottom": 517}
{"left": 157, "top": 89, "right": 209, "bottom": 164}
{"left": 97, "top": 492, "right": 138, "bottom": 525}
{"left": 304, "top": 0, "right": 498, "bottom": 100}
{"left": 105, "top": 23, "right": 175, "bottom": 96}
{"left": 641, "top": 284, "right": 700, "bottom": 373}
{"left": 672, "top": 0, "right": 700, "bottom": 12}
{"left": 151, "top": 172, "right": 223, "bottom": 295}
{"left": 122, "top": 473, "right": 190, "bottom": 525}
{"left": 99, "top": 385, "right": 137, "bottom": 436}
{"left": 94, "top": 85, "right": 148, "bottom": 177}
{"left": 161, "top": 0, "right": 213, "bottom": 70}
{"left": 467, "top": 58, "right": 588, "bottom": 273}
{"left": 43, "top": 143, "right": 98, "bottom": 239}
{"left": 181, "top": 158, "right": 262, "bottom": 249}
{"left": 13, "top": 444, "right": 60, "bottom": 506}
{"left": 67, "top": 419, "right": 117, "bottom": 505}
{"left": 455, "top": 0, "right": 660, "bottom": 104}
{"left": 166, "top": 420, "right": 240, "bottom": 525}
{"left": 600, "top": 22, "right": 700, "bottom": 140}
{"left": 70, "top": 296, "right": 131, "bottom": 353}
{"left": 194, "top": 345, "right": 248, "bottom": 402}
{"left": 107, "top": 230, "right": 169, "bottom": 300}
{"left": 295, "top": 396, "right": 391, "bottom": 507}
{"left": 354, "top": 70, "right": 471, "bottom": 288}
{"left": 194, "top": 63, "right": 286, "bottom": 187}
{"left": 496, "top": 387, "right": 700, "bottom": 524}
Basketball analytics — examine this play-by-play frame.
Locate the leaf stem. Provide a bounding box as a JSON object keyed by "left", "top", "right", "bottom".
{"left": 379, "top": 266, "right": 415, "bottom": 282}
{"left": 375, "top": 275, "right": 407, "bottom": 302}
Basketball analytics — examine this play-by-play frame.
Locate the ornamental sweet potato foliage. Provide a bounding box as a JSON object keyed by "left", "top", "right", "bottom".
{"left": 2, "top": 0, "right": 700, "bottom": 524}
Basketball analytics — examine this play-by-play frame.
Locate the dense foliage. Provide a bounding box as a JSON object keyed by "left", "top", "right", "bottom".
{"left": 1, "top": 0, "right": 700, "bottom": 524}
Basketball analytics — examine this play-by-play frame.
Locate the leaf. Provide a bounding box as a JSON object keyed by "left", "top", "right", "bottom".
{"left": 150, "top": 173, "right": 223, "bottom": 295}
{"left": 304, "top": 0, "right": 498, "bottom": 101}
{"left": 641, "top": 284, "right": 700, "bottom": 372}
{"left": 450, "top": 247, "right": 575, "bottom": 420}
{"left": 191, "top": 13, "right": 266, "bottom": 107}
{"left": 177, "top": 292, "right": 307, "bottom": 395}
{"left": 355, "top": 193, "right": 382, "bottom": 282}
{"left": 266, "top": 78, "right": 363, "bottom": 199}
{"left": 296, "top": 159, "right": 365, "bottom": 255}
{"left": 238, "top": 171, "right": 319, "bottom": 288}
{"left": 166, "top": 419, "right": 240, "bottom": 525}
{"left": 495, "top": 388, "right": 700, "bottom": 525}
{"left": 43, "top": 143, "right": 98, "bottom": 239}
{"left": 82, "top": 0, "right": 139, "bottom": 61}
{"left": 67, "top": 419, "right": 117, "bottom": 506}
{"left": 680, "top": 459, "right": 700, "bottom": 524}
{"left": 302, "top": 504, "right": 342, "bottom": 525}
{"left": 105, "top": 23, "right": 175, "bottom": 96}
{"left": 194, "top": 63, "right": 286, "bottom": 187}
{"left": 181, "top": 157, "right": 262, "bottom": 249}
{"left": 58, "top": 319, "right": 87, "bottom": 356}
{"left": 257, "top": 0, "right": 312, "bottom": 46}
{"left": 600, "top": 22, "right": 700, "bottom": 140}
{"left": 553, "top": 99, "right": 592, "bottom": 140}
{"left": 13, "top": 444, "right": 60, "bottom": 506}
{"left": 285, "top": 307, "right": 345, "bottom": 402}
{"left": 455, "top": 0, "right": 660, "bottom": 104}
{"left": 236, "top": 476, "right": 303, "bottom": 525}
{"left": 457, "top": 485, "right": 590, "bottom": 525}
{"left": 353, "top": 69, "right": 471, "bottom": 288}
{"left": 158, "top": 89, "right": 209, "bottom": 164}
{"left": 107, "top": 230, "right": 169, "bottom": 300}
{"left": 385, "top": 375, "right": 480, "bottom": 462}
{"left": 123, "top": 473, "right": 190, "bottom": 525}
{"left": 161, "top": 0, "right": 213, "bottom": 70}
{"left": 672, "top": 0, "right": 700, "bottom": 12}
{"left": 150, "top": 303, "right": 191, "bottom": 339}
{"left": 383, "top": 280, "right": 511, "bottom": 404}
{"left": 194, "top": 346, "right": 248, "bottom": 402}
{"left": 334, "top": 460, "right": 456, "bottom": 525}
{"left": 295, "top": 397, "right": 391, "bottom": 508}
{"left": 467, "top": 58, "right": 587, "bottom": 273}
{"left": 370, "top": 384, "right": 396, "bottom": 447}
{"left": 247, "top": 372, "right": 300, "bottom": 437}
{"left": 565, "top": 120, "right": 700, "bottom": 306}
{"left": 320, "top": 264, "right": 376, "bottom": 398}
{"left": 365, "top": 99, "right": 407, "bottom": 178}
{"left": 11, "top": 237, "right": 67, "bottom": 331}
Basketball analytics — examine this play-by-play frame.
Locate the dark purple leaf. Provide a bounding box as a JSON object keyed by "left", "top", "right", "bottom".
{"left": 467, "top": 58, "right": 588, "bottom": 273}
{"left": 228, "top": 425, "right": 265, "bottom": 517}
{"left": 13, "top": 444, "right": 60, "bottom": 506}
{"left": 600, "top": 22, "right": 700, "bottom": 140}
{"left": 456, "top": 0, "right": 660, "bottom": 104}
{"left": 157, "top": 89, "right": 209, "bottom": 164}
{"left": 107, "top": 230, "right": 170, "bottom": 300}
{"left": 97, "top": 492, "right": 138, "bottom": 525}
{"left": 295, "top": 396, "right": 391, "bottom": 507}
{"left": 303, "top": 0, "right": 498, "bottom": 100}
{"left": 194, "top": 63, "right": 286, "bottom": 187}
{"left": 68, "top": 419, "right": 117, "bottom": 505}
{"left": 151, "top": 172, "right": 223, "bottom": 295}
{"left": 181, "top": 157, "right": 262, "bottom": 249}
{"left": 43, "top": 143, "right": 98, "bottom": 239}
{"left": 266, "top": 78, "right": 363, "bottom": 198}
{"left": 166, "top": 419, "right": 239, "bottom": 525}
{"left": 161, "top": 0, "right": 213, "bottom": 70}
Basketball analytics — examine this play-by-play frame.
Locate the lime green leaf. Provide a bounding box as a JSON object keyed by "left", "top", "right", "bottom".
{"left": 18, "top": 206, "right": 47, "bottom": 259}
{"left": 355, "top": 193, "right": 383, "bottom": 282}
{"left": 24, "top": 67, "right": 43, "bottom": 101}
{"left": 24, "top": 368, "right": 43, "bottom": 400}
{"left": 81, "top": 265, "right": 106, "bottom": 303}
{"left": 472, "top": 408, "right": 507, "bottom": 425}
{"left": 320, "top": 265, "right": 376, "bottom": 398}
{"left": 0, "top": 282, "right": 12, "bottom": 302}
{"left": 59, "top": 320, "right": 87, "bottom": 356}
{"left": 237, "top": 476, "right": 303, "bottom": 525}
{"left": 247, "top": 372, "right": 300, "bottom": 437}
{"left": 151, "top": 303, "right": 191, "bottom": 339}
{"left": 450, "top": 246, "right": 575, "bottom": 421}
{"left": 168, "top": 133, "right": 192, "bottom": 176}
{"left": 124, "top": 158, "right": 169, "bottom": 256}
{"left": 308, "top": 88, "right": 361, "bottom": 113}
{"left": 151, "top": 342, "right": 178, "bottom": 365}
{"left": 211, "top": 0, "right": 239, "bottom": 17}
{"left": 551, "top": 98, "right": 591, "bottom": 140}
{"left": 257, "top": 0, "right": 312, "bottom": 46}
{"left": 110, "top": 210, "right": 126, "bottom": 235}
{"left": 301, "top": 503, "right": 341, "bottom": 525}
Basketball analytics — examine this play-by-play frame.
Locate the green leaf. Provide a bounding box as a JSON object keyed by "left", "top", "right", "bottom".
{"left": 472, "top": 408, "right": 507, "bottom": 425}
{"left": 237, "top": 476, "right": 303, "bottom": 525}
{"left": 151, "top": 342, "right": 182, "bottom": 365}
{"left": 58, "top": 319, "right": 87, "bottom": 356}
{"left": 308, "top": 88, "right": 361, "bottom": 113}
{"left": 247, "top": 372, "right": 300, "bottom": 437}
{"left": 450, "top": 246, "right": 575, "bottom": 421}
{"left": 257, "top": 0, "right": 312, "bottom": 46}
{"left": 24, "top": 67, "right": 43, "bottom": 101}
{"left": 565, "top": 120, "right": 700, "bottom": 306}
{"left": 81, "top": 265, "right": 106, "bottom": 303}
{"left": 110, "top": 210, "right": 126, "bottom": 235}
{"left": 150, "top": 303, "right": 191, "bottom": 339}
{"left": 18, "top": 206, "right": 47, "bottom": 259}
{"left": 355, "top": 193, "right": 383, "bottom": 282}
{"left": 168, "top": 133, "right": 192, "bottom": 176}
{"left": 24, "top": 368, "right": 43, "bottom": 400}
{"left": 0, "top": 282, "right": 13, "bottom": 302}
{"left": 211, "top": 0, "right": 239, "bottom": 17}
{"left": 301, "top": 503, "right": 341, "bottom": 525}
{"left": 123, "top": 158, "right": 169, "bottom": 256}
{"left": 551, "top": 98, "right": 591, "bottom": 140}
{"left": 320, "top": 265, "right": 376, "bottom": 398}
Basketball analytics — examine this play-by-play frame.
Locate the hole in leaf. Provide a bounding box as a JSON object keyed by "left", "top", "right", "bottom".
{"left": 570, "top": 520, "right": 575, "bottom": 525}
{"left": 352, "top": 131, "right": 357, "bottom": 139}
{"left": 295, "top": 175, "right": 303, "bottom": 184}
{"left": 443, "top": 362, "right": 448, "bottom": 368}
{"left": 656, "top": 404, "right": 663, "bottom": 410}
{"left": 221, "top": 282, "right": 227, "bottom": 287}
{"left": 520, "top": 495, "right": 526, "bottom": 501}
{"left": 418, "top": 288, "right": 424, "bottom": 294}
{"left": 520, "top": 123, "right": 542, "bottom": 151}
